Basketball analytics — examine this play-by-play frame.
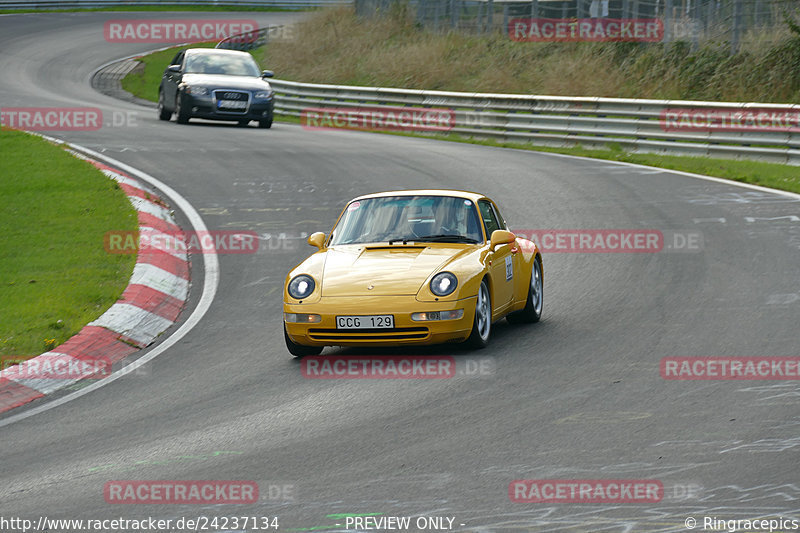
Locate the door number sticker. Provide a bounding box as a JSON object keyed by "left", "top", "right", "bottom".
{"left": 505, "top": 256, "right": 513, "bottom": 281}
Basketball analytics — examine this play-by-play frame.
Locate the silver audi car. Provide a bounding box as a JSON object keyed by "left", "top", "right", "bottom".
{"left": 158, "top": 48, "right": 275, "bottom": 128}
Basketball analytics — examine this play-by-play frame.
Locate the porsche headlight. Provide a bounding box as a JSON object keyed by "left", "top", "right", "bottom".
{"left": 288, "top": 275, "right": 316, "bottom": 299}
{"left": 254, "top": 90, "right": 273, "bottom": 99}
{"left": 430, "top": 272, "right": 457, "bottom": 297}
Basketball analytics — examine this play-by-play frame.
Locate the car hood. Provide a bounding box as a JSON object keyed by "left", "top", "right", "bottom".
{"left": 320, "top": 244, "right": 470, "bottom": 296}
{"left": 182, "top": 73, "right": 271, "bottom": 91}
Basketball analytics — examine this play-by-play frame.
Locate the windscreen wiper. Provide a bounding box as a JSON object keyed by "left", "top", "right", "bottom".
{"left": 415, "top": 234, "right": 480, "bottom": 244}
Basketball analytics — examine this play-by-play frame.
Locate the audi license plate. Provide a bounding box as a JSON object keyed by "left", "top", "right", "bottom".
{"left": 336, "top": 315, "right": 394, "bottom": 329}
{"left": 218, "top": 100, "right": 247, "bottom": 110}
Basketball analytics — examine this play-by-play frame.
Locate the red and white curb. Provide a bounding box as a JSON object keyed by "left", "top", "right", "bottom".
{"left": 0, "top": 156, "right": 190, "bottom": 414}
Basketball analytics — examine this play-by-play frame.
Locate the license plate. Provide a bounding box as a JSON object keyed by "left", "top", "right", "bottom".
{"left": 336, "top": 315, "right": 394, "bottom": 329}
{"left": 217, "top": 100, "right": 247, "bottom": 110}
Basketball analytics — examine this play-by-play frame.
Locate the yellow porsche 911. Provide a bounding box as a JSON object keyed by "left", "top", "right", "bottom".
{"left": 283, "top": 190, "right": 543, "bottom": 356}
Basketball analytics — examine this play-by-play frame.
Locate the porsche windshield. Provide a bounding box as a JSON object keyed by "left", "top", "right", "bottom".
{"left": 330, "top": 195, "right": 484, "bottom": 245}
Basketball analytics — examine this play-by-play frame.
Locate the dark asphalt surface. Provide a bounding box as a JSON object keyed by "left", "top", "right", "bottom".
{"left": 0, "top": 11, "right": 798, "bottom": 532}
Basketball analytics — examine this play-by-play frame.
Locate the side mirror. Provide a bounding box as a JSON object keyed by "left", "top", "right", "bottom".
{"left": 308, "top": 232, "right": 326, "bottom": 250}
{"left": 489, "top": 229, "right": 516, "bottom": 250}
{"left": 261, "top": 70, "right": 274, "bottom": 78}
{"left": 167, "top": 64, "right": 181, "bottom": 73}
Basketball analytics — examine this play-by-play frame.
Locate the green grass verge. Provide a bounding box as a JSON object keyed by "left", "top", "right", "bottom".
{"left": 0, "top": 129, "right": 138, "bottom": 358}
{"left": 262, "top": 6, "right": 800, "bottom": 102}
{"left": 122, "top": 45, "right": 799, "bottom": 196}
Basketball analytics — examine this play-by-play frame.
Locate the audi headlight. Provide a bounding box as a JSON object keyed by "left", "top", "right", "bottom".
{"left": 254, "top": 90, "right": 273, "bottom": 99}
{"left": 184, "top": 86, "right": 209, "bottom": 95}
{"left": 288, "top": 275, "right": 316, "bottom": 299}
{"left": 430, "top": 272, "right": 457, "bottom": 297}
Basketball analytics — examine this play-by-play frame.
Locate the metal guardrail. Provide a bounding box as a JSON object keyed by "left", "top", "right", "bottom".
{"left": 0, "top": 0, "right": 348, "bottom": 9}
{"left": 269, "top": 79, "right": 800, "bottom": 165}
{"left": 216, "top": 23, "right": 274, "bottom": 50}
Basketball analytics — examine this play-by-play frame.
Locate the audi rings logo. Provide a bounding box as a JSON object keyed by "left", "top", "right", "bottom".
{"left": 218, "top": 92, "right": 246, "bottom": 101}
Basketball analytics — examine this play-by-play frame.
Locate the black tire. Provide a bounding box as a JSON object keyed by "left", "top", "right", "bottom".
{"left": 507, "top": 256, "right": 543, "bottom": 324}
{"left": 465, "top": 278, "right": 491, "bottom": 349}
{"left": 284, "top": 324, "right": 322, "bottom": 357}
{"left": 157, "top": 90, "right": 171, "bottom": 121}
{"left": 258, "top": 117, "right": 272, "bottom": 129}
{"left": 175, "top": 93, "right": 190, "bottom": 124}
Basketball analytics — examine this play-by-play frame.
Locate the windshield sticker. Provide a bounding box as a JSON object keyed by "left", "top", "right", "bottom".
{"left": 348, "top": 201, "right": 361, "bottom": 211}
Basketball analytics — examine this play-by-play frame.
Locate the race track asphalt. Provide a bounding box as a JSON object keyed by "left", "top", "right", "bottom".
{"left": 1, "top": 11, "right": 798, "bottom": 532}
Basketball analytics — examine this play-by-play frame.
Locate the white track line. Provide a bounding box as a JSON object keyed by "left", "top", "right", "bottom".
{"left": 528, "top": 150, "right": 800, "bottom": 200}
{"left": 0, "top": 144, "right": 219, "bottom": 428}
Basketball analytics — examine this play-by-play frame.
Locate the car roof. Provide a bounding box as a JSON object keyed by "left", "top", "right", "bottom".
{"left": 184, "top": 48, "right": 252, "bottom": 58}
{"left": 350, "top": 189, "right": 488, "bottom": 203}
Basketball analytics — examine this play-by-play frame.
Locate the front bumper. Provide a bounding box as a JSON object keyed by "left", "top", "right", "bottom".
{"left": 183, "top": 94, "right": 274, "bottom": 122}
{"left": 284, "top": 295, "right": 477, "bottom": 347}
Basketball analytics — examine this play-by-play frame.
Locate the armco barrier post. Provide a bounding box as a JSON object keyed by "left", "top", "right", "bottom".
{"left": 664, "top": 0, "right": 673, "bottom": 42}
{"left": 731, "top": 0, "right": 743, "bottom": 55}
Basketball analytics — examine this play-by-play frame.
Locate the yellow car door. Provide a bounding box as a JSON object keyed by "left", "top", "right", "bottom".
{"left": 478, "top": 200, "right": 515, "bottom": 315}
